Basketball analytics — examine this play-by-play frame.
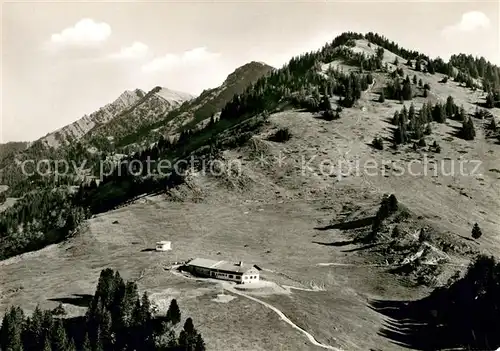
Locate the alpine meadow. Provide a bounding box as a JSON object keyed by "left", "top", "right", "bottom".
{"left": 1, "top": 3, "right": 500, "bottom": 351}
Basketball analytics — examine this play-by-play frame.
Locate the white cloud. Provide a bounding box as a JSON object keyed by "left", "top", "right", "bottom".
{"left": 442, "top": 11, "right": 491, "bottom": 36}
{"left": 108, "top": 42, "right": 149, "bottom": 60}
{"left": 141, "top": 47, "right": 220, "bottom": 72}
{"left": 50, "top": 18, "right": 111, "bottom": 46}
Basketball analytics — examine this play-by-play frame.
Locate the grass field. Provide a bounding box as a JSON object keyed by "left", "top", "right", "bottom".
{"left": 2, "top": 45, "right": 500, "bottom": 350}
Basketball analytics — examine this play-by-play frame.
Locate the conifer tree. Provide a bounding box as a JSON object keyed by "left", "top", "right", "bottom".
{"left": 0, "top": 306, "right": 24, "bottom": 351}
{"left": 402, "top": 81, "right": 413, "bottom": 100}
{"left": 42, "top": 335, "right": 52, "bottom": 351}
{"left": 461, "top": 117, "right": 476, "bottom": 140}
{"left": 50, "top": 319, "right": 68, "bottom": 351}
{"left": 166, "top": 299, "right": 181, "bottom": 325}
{"left": 489, "top": 117, "right": 497, "bottom": 131}
{"left": 81, "top": 332, "right": 92, "bottom": 351}
{"left": 445, "top": 96, "right": 456, "bottom": 118}
{"left": 416, "top": 60, "right": 422, "bottom": 71}
{"left": 486, "top": 92, "right": 495, "bottom": 108}
{"left": 472, "top": 223, "right": 482, "bottom": 239}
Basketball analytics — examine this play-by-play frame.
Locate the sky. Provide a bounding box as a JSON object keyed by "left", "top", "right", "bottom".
{"left": 1, "top": 0, "right": 499, "bottom": 142}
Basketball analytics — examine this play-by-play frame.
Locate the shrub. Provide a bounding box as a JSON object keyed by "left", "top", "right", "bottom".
{"left": 423, "top": 83, "right": 431, "bottom": 90}
{"left": 418, "top": 228, "right": 431, "bottom": 243}
{"left": 51, "top": 303, "right": 66, "bottom": 316}
{"left": 392, "top": 225, "right": 402, "bottom": 238}
{"left": 489, "top": 118, "right": 497, "bottom": 131}
{"left": 372, "top": 137, "right": 384, "bottom": 150}
{"left": 418, "top": 138, "right": 427, "bottom": 147}
{"left": 322, "top": 109, "right": 336, "bottom": 121}
{"left": 471, "top": 223, "right": 482, "bottom": 239}
{"left": 395, "top": 208, "right": 411, "bottom": 222}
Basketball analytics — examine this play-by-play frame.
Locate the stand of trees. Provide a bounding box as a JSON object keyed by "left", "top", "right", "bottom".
{"left": 0, "top": 268, "right": 205, "bottom": 351}
{"left": 391, "top": 97, "right": 467, "bottom": 146}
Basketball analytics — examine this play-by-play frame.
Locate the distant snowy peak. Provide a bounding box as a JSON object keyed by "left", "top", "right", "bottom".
{"left": 154, "top": 87, "right": 194, "bottom": 105}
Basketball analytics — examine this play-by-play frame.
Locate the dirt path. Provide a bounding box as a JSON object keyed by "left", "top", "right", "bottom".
{"left": 224, "top": 284, "right": 343, "bottom": 351}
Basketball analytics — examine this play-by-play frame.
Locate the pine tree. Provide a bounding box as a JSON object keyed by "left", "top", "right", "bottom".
{"left": 489, "top": 117, "right": 497, "bottom": 131}
{"left": 67, "top": 338, "right": 76, "bottom": 351}
{"left": 195, "top": 334, "right": 206, "bottom": 351}
{"left": 445, "top": 96, "right": 456, "bottom": 118}
{"left": 50, "top": 319, "right": 68, "bottom": 351}
{"left": 472, "top": 223, "right": 482, "bottom": 239}
{"left": 320, "top": 94, "right": 332, "bottom": 111}
{"left": 0, "top": 306, "right": 25, "bottom": 351}
{"left": 394, "top": 126, "right": 407, "bottom": 145}
{"left": 402, "top": 81, "right": 413, "bottom": 100}
{"left": 461, "top": 117, "right": 476, "bottom": 140}
{"left": 486, "top": 92, "right": 495, "bottom": 108}
{"left": 166, "top": 299, "right": 181, "bottom": 325}
{"left": 81, "top": 332, "right": 92, "bottom": 351}
{"left": 392, "top": 110, "right": 400, "bottom": 125}
{"left": 425, "top": 124, "right": 432, "bottom": 135}
{"left": 416, "top": 60, "right": 422, "bottom": 72}
{"left": 25, "top": 305, "right": 44, "bottom": 350}
{"left": 432, "top": 103, "right": 446, "bottom": 123}
{"left": 388, "top": 194, "right": 398, "bottom": 213}
{"left": 418, "top": 78, "right": 423, "bottom": 87}
{"left": 42, "top": 335, "right": 52, "bottom": 351}
{"left": 413, "top": 75, "right": 417, "bottom": 84}
{"left": 427, "top": 60, "right": 436, "bottom": 74}
{"left": 178, "top": 317, "right": 199, "bottom": 350}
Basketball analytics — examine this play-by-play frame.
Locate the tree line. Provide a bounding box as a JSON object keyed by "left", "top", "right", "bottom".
{"left": 391, "top": 96, "right": 476, "bottom": 146}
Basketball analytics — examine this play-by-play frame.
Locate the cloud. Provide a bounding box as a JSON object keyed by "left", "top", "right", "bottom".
{"left": 50, "top": 18, "right": 111, "bottom": 46}
{"left": 442, "top": 11, "right": 491, "bottom": 36}
{"left": 108, "top": 42, "right": 149, "bottom": 60}
{"left": 141, "top": 47, "right": 220, "bottom": 72}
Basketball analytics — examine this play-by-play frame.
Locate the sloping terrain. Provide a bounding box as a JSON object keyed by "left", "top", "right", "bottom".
{"left": 2, "top": 34, "right": 500, "bottom": 350}
{"left": 38, "top": 89, "right": 146, "bottom": 149}
{"left": 83, "top": 87, "right": 194, "bottom": 150}
{"left": 114, "top": 61, "right": 274, "bottom": 149}
{"left": 0, "top": 141, "right": 28, "bottom": 168}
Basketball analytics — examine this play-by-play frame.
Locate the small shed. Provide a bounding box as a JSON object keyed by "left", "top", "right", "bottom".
{"left": 155, "top": 241, "right": 172, "bottom": 251}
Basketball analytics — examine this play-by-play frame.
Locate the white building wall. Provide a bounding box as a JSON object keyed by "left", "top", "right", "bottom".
{"left": 242, "top": 271, "right": 259, "bottom": 284}
{"left": 155, "top": 242, "right": 171, "bottom": 251}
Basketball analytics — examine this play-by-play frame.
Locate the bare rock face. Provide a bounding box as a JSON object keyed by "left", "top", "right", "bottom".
{"left": 38, "top": 88, "right": 194, "bottom": 149}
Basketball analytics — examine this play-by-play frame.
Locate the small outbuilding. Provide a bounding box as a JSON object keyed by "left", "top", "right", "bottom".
{"left": 155, "top": 241, "right": 172, "bottom": 251}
